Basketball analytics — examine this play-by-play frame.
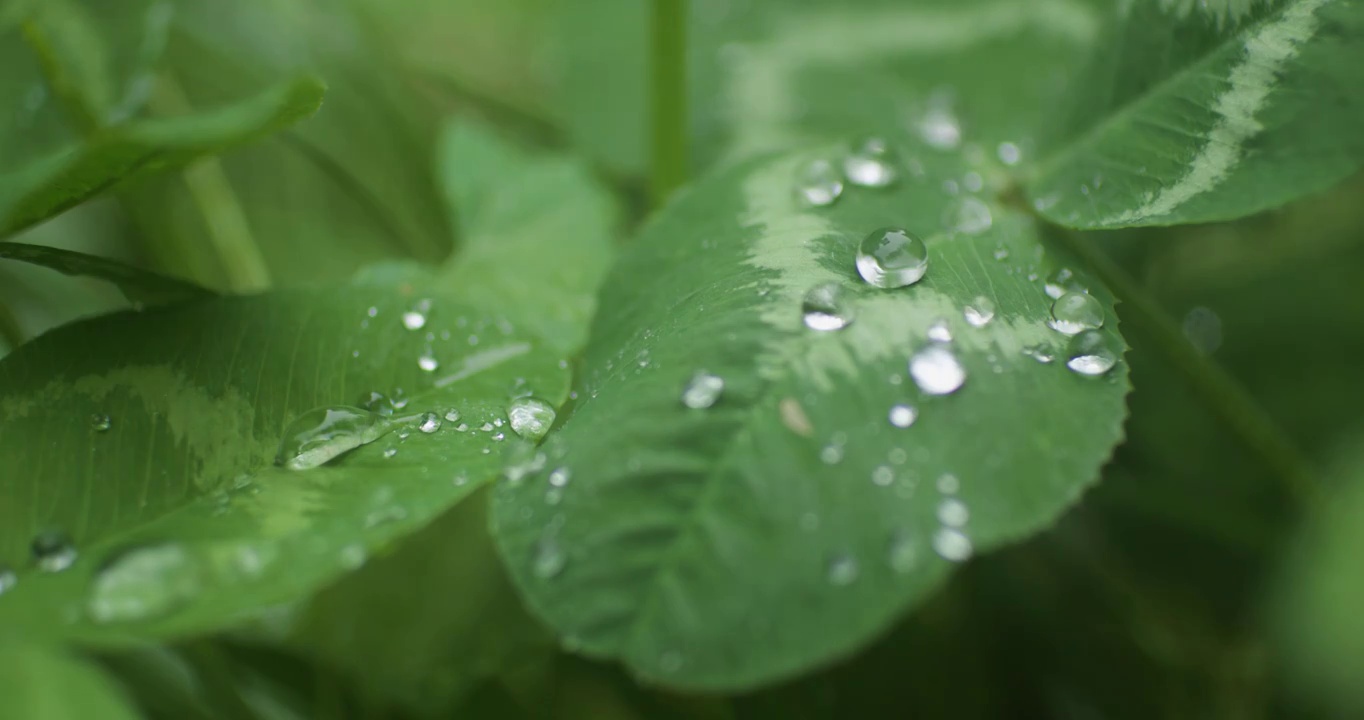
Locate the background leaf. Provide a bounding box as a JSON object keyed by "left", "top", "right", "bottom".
{"left": 1027, "top": 0, "right": 1364, "bottom": 229}
{"left": 491, "top": 138, "right": 1130, "bottom": 689}
{"left": 0, "top": 241, "right": 209, "bottom": 306}
{"left": 0, "top": 76, "right": 325, "bottom": 238}
{"left": 0, "top": 639, "right": 141, "bottom": 720}
{"left": 0, "top": 287, "right": 567, "bottom": 645}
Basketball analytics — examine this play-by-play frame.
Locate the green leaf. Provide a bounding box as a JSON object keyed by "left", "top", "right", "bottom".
{"left": 0, "top": 288, "right": 567, "bottom": 645}
{"left": 1027, "top": 0, "right": 1364, "bottom": 229}
{"left": 554, "top": 0, "right": 649, "bottom": 176}
{"left": 0, "top": 76, "right": 326, "bottom": 238}
{"left": 0, "top": 639, "right": 141, "bottom": 720}
{"left": 434, "top": 120, "right": 619, "bottom": 353}
{"left": 0, "top": 241, "right": 210, "bottom": 306}
{"left": 490, "top": 141, "right": 1130, "bottom": 689}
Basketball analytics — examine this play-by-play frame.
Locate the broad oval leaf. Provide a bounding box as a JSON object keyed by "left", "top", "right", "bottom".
{"left": 491, "top": 141, "right": 1130, "bottom": 689}
{"left": 0, "top": 241, "right": 210, "bottom": 306}
{"left": 0, "top": 288, "right": 567, "bottom": 645}
{"left": 0, "top": 639, "right": 140, "bottom": 720}
{"left": 0, "top": 75, "right": 325, "bottom": 238}
{"left": 1027, "top": 0, "right": 1364, "bottom": 228}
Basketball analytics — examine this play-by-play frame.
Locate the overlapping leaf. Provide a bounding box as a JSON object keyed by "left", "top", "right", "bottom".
{"left": 1027, "top": 0, "right": 1364, "bottom": 228}
{"left": 0, "top": 288, "right": 567, "bottom": 645}
{"left": 491, "top": 135, "right": 1130, "bottom": 689}
{"left": 0, "top": 241, "right": 209, "bottom": 306}
{"left": 0, "top": 639, "right": 141, "bottom": 720}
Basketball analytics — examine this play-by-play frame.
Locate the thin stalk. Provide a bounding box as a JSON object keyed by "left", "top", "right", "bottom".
{"left": 20, "top": 18, "right": 101, "bottom": 134}
{"left": 650, "top": 0, "right": 688, "bottom": 206}
{"left": 1049, "top": 226, "right": 1317, "bottom": 503}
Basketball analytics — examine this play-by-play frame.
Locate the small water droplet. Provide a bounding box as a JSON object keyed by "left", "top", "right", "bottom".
{"left": 963, "top": 296, "right": 995, "bottom": 328}
{"left": 933, "top": 527, "right": 973, "bottom": 562}
{"left": 943, "top": 196, "right": 992, "bottom": 235}
{"left": 826, "top": 554, "right": 859, "bottom": 586}
{"left": 548, "top": 467, "right": 572, "bottom": 487}
{"left": 1044, "top": 267, "right": 1081, "bottom": 299}
{"left": 87, "top": 544, "right": 199, "bottom": 623}
{"left": 888, "top": 531, "right": 917, "bottom": 573}
{"left": 90, "top": 414, "right": 111, "bottom": 432}
{"left": 1023, "top": 343, "right": 1056, "bottom": 364}
{"left": 417, "top": 412, "right": 442, "bottom": 434}
{"left": 1182, "top": 306, "right": 1223, "bottom": 354}
{"left": 857, "top": 228, "right": 928, "bottom": 289}
{"left": 872, "top": 465, "right": 895, "bottom": 487}
{"left": 937, "top": 473, "right": 960, "bottom": 494}
{"left": 0, "top": 565, "right": 17, "bottom": 595}
{"left": 276, "top": 407, "right": 392, "bottom": 470}
{"left": 1049, "top": 292, "right": 1105, "bottom": 336}
{"left": 819, "top": 442, "right": 845, "bottom": 465}
{"left": 910, "top": 345, "right": 966, "bottom": 395}
{"left": 926, "top": 319, "right": 953, "bottom": 343}
{"left": 402, "top": 299, "right": 431, "bottom": 330}
{"left": 681, "top": 372, "right": 725, "bottom": 409}
{"left": 492, "top": 432, "right": 506, "bottom": 442}
{"left": 842, "top": 138, "right": 897, "bottom": 187}
{"left": 417, "top": 350, "right": 439, "bottom": 373}
{"left": 389, "top": 389, "right": 409, "bottom": 411}
{"left": 339, "top": 543, "right": 367, "bottom": 570}
{"left": 997, "top": 142, "right": 1022, "bottom": 166}
{"left": 32, "top": 531, "right": 77, "bottom": 573}
{"left": 396, "top": 429, "right": 411, "bottom": 441}
{"left": 993, "top": 247, "right": 1010, "bottom": 261}
{"left": 532, "top": 537, "right": 566, "bottom": 579}
{"left": 382, "top": 448, "right": 398, "bottom": 459}
{"left": 1066, "top": 330, "right": 1122, "bottom": 376}
{"left": 918, "top": 106, "right": 961, "bottom": 150}
{"left": 443, "top": 408, "right": 462, "bottom": 423}
{"left": 508, "top": 398, "right": 556, "bottom": 440}
{"left": 937, "top": 498, "right": 970, "bottom": 527}
{"left": 802, "top": 283, "right": 855, "bottom": 331}
{"left": 357, "top": 391, "right": 393, "bottom": 416}
{"left": 888, "top": 404, "right": 918, "bottom": 428}
{"left": 795, "top": 159, "right": 844, "bottom": 206}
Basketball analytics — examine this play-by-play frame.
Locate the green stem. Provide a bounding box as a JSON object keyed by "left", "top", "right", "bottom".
{"left": 0, "top": 299, "right": 24, "bottom": 349}
{"left": 20, "top": 18, "right": 101, "bottom": 134}
{"left": 1049, "top": 226, "right": 1317, "bottom": 503}
{"left": 650, "top": 0, "right": 688, "bottom": 206}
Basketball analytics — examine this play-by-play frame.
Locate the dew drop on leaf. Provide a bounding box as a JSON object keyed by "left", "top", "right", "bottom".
{"left": 32, "top": 530, "right": 77, "bottom": 573}
{"left": 417, "top": 349, "right": 439, "bottom": 373}
{"left": 997, "top": 142, "right": 1022, "bottom": 166}
{"left": 357, "top": 390, "right": 393, "bottom": 416}
{"left": 401, "top": 299, "right": 431, "bottom": 331}
{"left": 1023, "top": 343, "right": 1056, "bottom": 364}
{"left": 856, "top": 228, "right": 928, "bottom": 289}
{"left": 937, "top": 473, "right": 961, "bottom": 494}
{"left": 802, "top": 282, "right": 855, "bottom": 331}
{"left": 917, "top": 105, "right": 962, "bottom": 150}
{"left": 795, "top": 159, "right": 844, "bottom": 206}
{"left": 842, "top": 137, "right": 898, "bottom": 187}
{"left": 681, "top": 372, "right": 725, "bottom": 409}
{"left": 382, "top": 448, "right": 398, "bottom": 459}
{"left": 1044, "top": 267, "right": 1081, "bottom": 299}
{"left": 87, "top": 544, "right": 199, "bottom": 624}
{"left": 276, "top": 407, "right": 392, "bottom": 471}
{"left": 937, "top": 498, "right": 970, "bottom": 527}
{"left": 933, "top": 527, "right": 973, "bottom": 562}
{"left": 871, "top": 465, "right": 895, "bottom": 487}
{"left": 1066, "top": 330, "right": 1122, "bottom": 377}
{"left": 888, "top": 531, "right": 917, "bottom": 573}
{"left": 90, "top": 414, "right": 111, "bottom": 432}
{"left": 508, "top": 398, "right": 557, "bottom": 440}
{"left": 963, "top": 296, "right": 995, "bottom": 328}
{"left": 826, "top": 554, "right": 860, "bottom": 586}
{"left": 909, "top": 345, "right": 966, "bottom": 395}
{"left": 443, "top": 408, "right": 462, "bottom": 423}
{"left": 417, "top": 412, "right": 442, "bottom": 434}
{"left": 532, "top": 537, "right": 567, "bottom": 579}
{"left": 926, "top": 319, "right": 953, "bottom": 343}
{"left": 1049, "top": 292, "right": 1105, "bottom": 336}
{"left": 888, "top": 403, "right": 918, "bottom": 428}
{"left": 0, "top": 565, "right": 16, "bottom": 595}
{"left": 944, "top": 196, "right": 992, "bottom": 235}
{"left": 548, "top": 467, "right": 572, "bottom": 488}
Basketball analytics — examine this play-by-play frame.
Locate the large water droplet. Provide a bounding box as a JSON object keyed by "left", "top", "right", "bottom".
{"left": 1049, "top": 292, "right": 1104, "bottom": 336}
{"left": 888, "top": 404, "right": 918, "bottom": 428}
{"left": 796, "top": 159, "right": 844, "bottom": 206}
{"left": 933, "top": 528, "right": 973, "bottom": 562}
{"left": 910, "top": 345, "right": 966, "bottom": 395}
{"left": 32, "top": 530, "right": 77, "bottom": 573}
{"left": 937, "top": 498, "right": 970, "bottom": 527}
{"left": 681, "top": 372, "right": 725, "bottom": 409}
{"left": 802, "top": 283, "right": 855, "bottom": 331}
{"left": 508, "top": 398, "right": 556, "bottom": 440}
{"left": 87, "top": 544, "right": 200, "bottom": 623}
{"left": 856, "top": 228, "right": 928, "bottom": 289}
{"left": 276, "top": 407, "right": 392, "bottom": 471}
{"left": 963, "top": 296, "right": 995, "bottom": 328}
{"left": 944, "top": 197, "right": 992, "bottom": 235}
{"left": 826, "top": 554, "right": 859, "bottom": 586}
{"left": 402, "top": 299, "right": 431, "bottom": 331}
{"left": 532, "top": 537, "right": 566, "bottom": 579}
{"left": 842, "top": 138, "right": 897, "bottom": 187}
{"left": 90, "top": 414, "right": 112, "bottom": 432}
{"left": 1066, "top": 330, "right": 1122, "bottom": 377}
{"left": 417, "top": 412, "right": 442, "bottom": 434}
